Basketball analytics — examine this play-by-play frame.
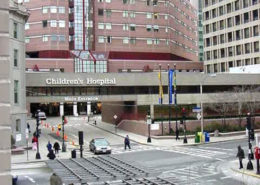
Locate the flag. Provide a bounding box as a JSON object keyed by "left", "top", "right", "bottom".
{"left": 168, "top": 69, "right": 174, "bottom": 104}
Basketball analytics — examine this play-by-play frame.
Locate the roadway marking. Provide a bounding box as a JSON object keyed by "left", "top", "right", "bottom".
{"left": 198, "top": 146, "right": 233, "bottom": 151}
{"left": 207, "top": 179, "right": 217, "bottom": 182}
{"left": 24, "top": 175, "right": 36, "bottom": 183}
{"left": 220, "top": 176, "right": 232, "bottom": 180}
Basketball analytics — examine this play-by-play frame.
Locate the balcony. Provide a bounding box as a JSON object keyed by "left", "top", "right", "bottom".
{"left": 69, "top": 27, "right": 74, "bottom": 35}
{"left": 69, "top": 13, "right": 74, "bottom": 22}
{"left": 69, "top": 0, "right": 74, "bottom": 8}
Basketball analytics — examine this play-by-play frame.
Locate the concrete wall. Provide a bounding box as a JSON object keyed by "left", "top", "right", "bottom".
{"left": 0, "top": 0, "right": 11, "bottom": 184}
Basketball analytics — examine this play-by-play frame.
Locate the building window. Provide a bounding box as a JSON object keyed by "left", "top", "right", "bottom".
{"left": 213, "top": 36, "right": 217, "bottom": 45}
{"left": 130, "top": 11, "right": 135, "bottom": 18}
{"left": 236, "top": 45, "right": 241, "bottom": 55}
{"left": 106, "top": 23, "right": 112, "bottom": 29}
{"left": 228, "top": 32, "right": 232, "bottom": 42}
{"left": 153, "top": 13, "right": 159, "bottom": 19}
{"left": 98, "top": 9, "right": 104, "bottom": 16}
{"left": 220, "top": 48, "right": 225, "bottom": 58}
{"left": 219, "top": 6, "right": 224, "bottom": 16}
{"left": 107, "top": 36, "right": 112, "bottom": 43}
{"left": 13, "top": 22, "right": 18, "bottom": 39}
{"left": 106, "top": 9, "right": 112, "bottom": 17}
{"left": 122, "top": 0, "right": 128, "bottom": 4}
{"left": 254, "top": 57, "right": 260, "bottom": 64}
{"left": 220, "top": 34, "right": 225, "bottom": 44}
{"left": 212, "top": 22, "right": 216, "bottom": 32}
{"left": 25, "top": 23, "right": 29, "bottom": 30}
{"left": 50, "top": 6, "right": 57, "bottom": 13}
{"left": 253, "top": 26, "right": 259, "bottom": 36}
{"left": 16, "top": 119, "right": 21, "bottom": 132}
{"left": 14, "top": 49, "right": 18, "bottom": 67}
{"left": 98, "top": 23, "right": 104, "bottom": 29}
{"left": 254, "top": 41, "right": 259, "bottom": 52}
{"left": 130, "top": 24, "right": 136, "bottom": 31}
{"left": 244, "top": 27, "right": 250, "bottom": 38}
{"left": 243, "top": 0, "right": 249, "bottom": 8}
{"left": 59, "top": 35, "right": 66, "bottom": 41}
{"left": 220, "top": 20, "right": 224, "bottom": 30}
{"left": 212, "top": 9, "right": 216, "bottom": 18}
{"left": 129, "top": 0, "right": 135, "bottom": 4}
{"left": 42, "top": 35, "right": 48, "bottom": 42}
{"left": 153, "top": 25, "right": 159, "bottom": 32}
{"left": 50, "top": 20, "right": 57, "bottom": 27}
{"left": 165, "top": 15, "right": 168, "bottom": 20}
{"left": 206, "top": 65, "right": 210, "bottom": 74}
{"left": 236, "top": 30, "right": 241, "bottom": 40}
{"left": 123, "top": 24, "right": 129, "bottom": 30}
{"left": 221, "top": 63, "right": 225, "bottom": 72}
{"left": 25, "top": 38, "right": 30, "bottom": 43}
{"left": 205, "top": 11, "right": 209, "bottom": 20}
{"left": 130, "top": 37, "right": 136, "bottom": 44}
{"left": 146, "top": 25, "right": 152, "bottom": 32}
{"left": 147, "top": 12, "right": 152, "bottom": 19}
{"left": 253, "top": 0, "right": 258, "bottom": 5}
{"left": 153, "top": 38, "right": 159, "bottom": 45}
{"left": 235, "top": 15, "right": 240, "bottom": 25}
{"left": 213, "top": 50, "right": 217, "bottom": 59}
{"left": 58, "top": 7, "right": 65, "bottom": 13}
{"left": 227, "top": 3, "right": 232, "bottom": 13}
{"left": 253, "top": 10, "right": 258, "bottom": 21}
{"left": 205, "top": 25, "right": 210, "bottom": 33}
{"left": 229, "top": 61, "right": 233, "bottom": 68}
{"left": 227, "top": 18, "right": 232, "bottom": 27}
{"left": 235, "top": 0, "right": 240, "bottom": 10}
{"left": 123, "top": 37, "right": 129, "bottom": 44}
{"left": 42, "top": 20, "right": 48, "bottom": 27}
{"left": 237, "top": 60, "right": 242, "bottom": 67}
{"left": 98, "top": 36, "right": 104, "bottom": 43}
{"left": 14, "top": 80, "right": 18, "bottom": 104}
{"left": 245, "top": 59, "right": 251, "bottom": 65}
{"left": 206, "top": 38, "right": 210, "bottom": 47}
{"left": 153, "top": 0, "right": 158, "bottom": 6}
{"left": 228, "top": 47, "right": 233, "bottom": 57}
{"left": 58, "top": 20, "right": 65, "bottom": 27}
{"left": 147, "top": 38, "right": 153, "bottom": 45}
{"left": 42, "top": 6, "right": 48, "bottom": 13}
{"left": 51, "top": 35, "right": 58, "bottom": 41}
{"left": 146, "top": 0, "right": 150, "bottom": 6}
{"left": 206, "top": 51, "right": 210, "bottom": 60}
{"left": 123, "top": 11, "right": 128, "bottom": 17}
{"left": 106, "top": 0, "right": 111, "bottom": 3}
{"left": 213, "top": 64, "right": 218, "bottom": 73}
{"left": 244, "top": 12, "right": 249, "bottom": 23}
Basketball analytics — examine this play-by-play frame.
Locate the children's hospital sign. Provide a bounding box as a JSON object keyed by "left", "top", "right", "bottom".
{"left": 45, "top": 78, "right": 116, "bottom": 86}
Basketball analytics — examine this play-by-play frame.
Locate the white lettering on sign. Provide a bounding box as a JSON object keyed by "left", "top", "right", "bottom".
{"left": 64, "top": 96, "right": 98, "bottom": 102}
{"left": 86, "top": 78, "right": 116, "bottom": 85}
{"left": 46, "top": 78, "right": 84, "bottom": 85}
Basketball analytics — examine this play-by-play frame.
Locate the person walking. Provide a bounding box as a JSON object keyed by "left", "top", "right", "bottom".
{"left": 175, "top": 129, "right": 180, "bottom": 140}
{"left": 124, "top": 135, "right": 131, "bottom": 150}
{"left": 32, "top": 134, "right": 38, "bottom": 151}
{"left": 50, "top": 173, "right": 62, "bottom": 185}
{"left": 53, "top": 142, "right": 60, "bottom": 154}
{"left": 46, "top": 141, "right": 52, "bottom": 152}
{"left": 47, "top": 149, "right": 56, "bottom": 160}
{"left": 236, "top": 145, "right": 245, "bottom": 169}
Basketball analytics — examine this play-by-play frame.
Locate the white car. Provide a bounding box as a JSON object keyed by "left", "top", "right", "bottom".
{"left": 35, "top": 111, "right": 47, "bottom": 120}
{"left": 89, "top": 138, "right": 112, "bottom": 154}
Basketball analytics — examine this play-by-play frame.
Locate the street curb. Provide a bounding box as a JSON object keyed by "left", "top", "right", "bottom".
{"left": 231, "top": 167, "right": 260, "bottom": 179}
{"left": 87, "top": 123, "right": 248, "bottom": 147}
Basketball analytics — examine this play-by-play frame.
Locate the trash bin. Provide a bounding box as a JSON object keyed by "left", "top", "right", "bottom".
{"left": 195, "top": 132, "right": 200, "bottom": 143}
{"left": 204, "top": 132, "right": 210, "bottom": 142}
{"left": 71, "top": 150, "right": 76, "bottom": 158}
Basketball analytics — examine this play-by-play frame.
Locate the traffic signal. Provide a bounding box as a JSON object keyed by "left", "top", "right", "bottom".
{"left": 249, "top": 129, "right": 255, "bottom": 141}
{"left": 58, "top": 124, "right": 61, "bottom": 131}
{"left": 246, "top": 116, "right": 251, "bottom": 130}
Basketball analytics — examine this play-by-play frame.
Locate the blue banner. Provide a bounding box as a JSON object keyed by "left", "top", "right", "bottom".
{"left": 168, "top": 69, "right": 173, "bottom": 104}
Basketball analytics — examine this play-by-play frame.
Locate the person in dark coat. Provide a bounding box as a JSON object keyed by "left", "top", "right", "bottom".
{"left": 46, "top": 141, "right": 52, "bottom": 152}
{"left": 47, "top": 149, "right": 56, "bottom": 160}
{"left": 124, "top": 135, "right": 131, "bottom": 150}
{"left": 176, "top": 129, "right": 180, "bottom": 140}
{"left": 50, "top": 173, "right": 62, "bottom": 185}
{"left": 53, "top": 142, "right": 60, "bottom": 154}
{"left": 236, "top": 145, "right": 245, "bottom": 169}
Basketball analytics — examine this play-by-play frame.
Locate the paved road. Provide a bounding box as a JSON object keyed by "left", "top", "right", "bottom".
{"left": 14, "top": 117, "right": 258, "bottom": 185}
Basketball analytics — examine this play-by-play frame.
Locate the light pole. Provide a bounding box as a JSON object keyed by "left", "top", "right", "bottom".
{"left": 147, "top": 111, "right": 152, "bottom": 143}
{"left": 35, "top": 110, "right": 41, "bottom": 159}
{"left": 159, "top": 64, "right": 163, "bottom": 136}
{"left": 62, "top": 115, "right": 66, "bottom": 152}
{"left": 200, "top": 74, "right": 216, "bottom": 143}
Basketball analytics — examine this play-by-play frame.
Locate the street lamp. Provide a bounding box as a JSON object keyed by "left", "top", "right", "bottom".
{"left": 200, "top": 73, "right": 216, "bottom": 143}
{"left": 35, "top": 110, "right": 41, "bottom": 159}
{"left": 62, "top": 115, "right": 67, "bottom": 152}
{"left": 147, "top": 111, "right": 152, "bottom": 143}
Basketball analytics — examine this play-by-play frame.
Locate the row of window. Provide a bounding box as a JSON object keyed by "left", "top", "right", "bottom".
{"left": 206, "top": 57, "right": 260, "bottom": 73}
{"left": 204, "top": 9, "right": 259, "bottom": 34}
{"left": 97, "top": 9, "right": 196, "bottom": 34}
{"left": 204, "top": 0, "right": 259, "bottom": 20}
{"left": 205, "top": 41, "right": 259, "bottom": 61}
{"left": 97, "top": 0, "right": 196, "bottom": 19}
{"left": 205, "top": 25, "right": 259, "bottom": 47}
{"left": 42, "top": 6, "right": 65, "bottom": 14}
{"left": 25, "top": 35, "right": 66, "bottom": 43}
{"left": 204, "top": 0, "right": 258, "bottom": 9}
{"left": 25, "top": 20, "right": 66, "bottom": 29}
{"left": 97, "top": 36, "right": 197, "bottom": 53}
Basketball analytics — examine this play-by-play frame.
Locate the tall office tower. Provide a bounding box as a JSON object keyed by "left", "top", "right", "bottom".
{"left": 0, "top": 0, "right": 28, "bottom": 184}
{"left": 24, "top": 0, "right": 74, "bottom": 72}
{"left": 202, "top": 0, "right": 260, "bottom": 73}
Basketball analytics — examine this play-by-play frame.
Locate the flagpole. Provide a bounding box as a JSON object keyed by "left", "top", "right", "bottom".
{"left": 168, "top": 64, "right": 171, "bottom": 134}
{"left": 159, "top": 64, "right": 163, "bottom": 135}
{"left": 174, "top": 64, "right": 178, "bottom": 138}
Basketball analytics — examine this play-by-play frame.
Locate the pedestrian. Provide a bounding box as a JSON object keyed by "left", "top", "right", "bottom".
{"left": 50, "top": 173, "right": 62, "bottom": 185}
{"left": 32, "top": 135, "right": 38, "bottom": 151}
{"left": 236, "top": 145, "right": 245, "bottom": 169}
{"left": 53, "top": 142, "right": 60, "bottom": 154}
{"left": 27, "top": 122, "right": 31, "bottom": 133}
{"left": 94, "top": 120, "right": 97, "bottom": 125}
{"left": 176, "top": 129, "right": 180, "bottom": 140}
{"left": 46, "top": 141, "right": 52, "bottom": 152}
{"left": 47, "top": 149, "right": 56, "bottom": 160}
{"left": 124, "top": 135, "right": 131, "bottom": 150}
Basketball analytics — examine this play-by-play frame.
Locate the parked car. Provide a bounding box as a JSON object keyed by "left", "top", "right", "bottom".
{"left": 89, "top": 138, "right": 111, "bottom": 154}
{"left": 34, "top": 111, "right": 47, "bottom": 120}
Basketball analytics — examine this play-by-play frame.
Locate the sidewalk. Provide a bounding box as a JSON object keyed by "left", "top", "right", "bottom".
{"left": 90, "top": 117, "right": 248, "bottom": 147}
